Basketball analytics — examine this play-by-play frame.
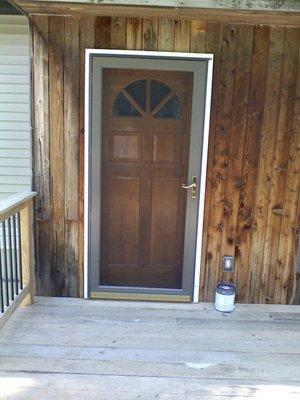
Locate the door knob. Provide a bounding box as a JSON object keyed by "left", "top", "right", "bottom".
{"left": 181, "top": 176, "right": 197, "bottom": 199}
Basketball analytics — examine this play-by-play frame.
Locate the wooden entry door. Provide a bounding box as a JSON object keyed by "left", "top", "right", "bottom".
{"left": 100, "top": 69, "right": 193, "bottom": 289}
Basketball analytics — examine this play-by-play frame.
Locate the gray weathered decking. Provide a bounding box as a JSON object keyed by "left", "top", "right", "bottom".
{"left": 0, "top": 297, "right": 300, "bottom": 399}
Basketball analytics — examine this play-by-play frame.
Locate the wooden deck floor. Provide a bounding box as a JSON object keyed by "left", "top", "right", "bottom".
{"left": 0, "top": 297, "right": 299, "bottom": 399}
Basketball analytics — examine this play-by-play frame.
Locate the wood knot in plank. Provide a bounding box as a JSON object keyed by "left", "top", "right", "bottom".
{"left": 292, "top": 226, "right": 300, "bottom": 236}
{"left": 227, "top": 232, "right": 235, "bottom": 245}
{"left": 272, "top": 205, "right": 283, "bottom": 215}
{"left": 244, "top": 213, "right": 253, "bottom": 229}
{"left": 223, "top": 201, "right": 232, "bottom": 216}
{"left": 211, "top": 172, "right": 224, "bottom": 188}
{"left": 235, "top": 246, "right": 241, "bottom": 257}
{"left": 275, "top": 164, "right": 287, "bottom": 173}
{"left": 235, "top": 177, "right": 245, "bottom": 189}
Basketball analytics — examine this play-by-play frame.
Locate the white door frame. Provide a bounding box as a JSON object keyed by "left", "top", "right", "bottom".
{"left": 84, "top": 49, "right": 213, "bottom": 302}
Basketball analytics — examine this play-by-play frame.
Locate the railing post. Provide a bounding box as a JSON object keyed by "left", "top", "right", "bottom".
{"left": 20, "top": 198, "right": 35, "bottom": 305}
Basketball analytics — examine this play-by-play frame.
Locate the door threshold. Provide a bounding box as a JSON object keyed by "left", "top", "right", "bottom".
{"left": 90, "top": 291, "right": 191, "bottom": 302}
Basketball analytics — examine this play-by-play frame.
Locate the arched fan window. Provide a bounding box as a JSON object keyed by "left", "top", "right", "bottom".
{"left": 113, "top": 78, "right": 183, "bottom": 119}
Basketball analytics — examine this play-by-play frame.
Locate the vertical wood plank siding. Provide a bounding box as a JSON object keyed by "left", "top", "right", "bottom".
{"left": 30, "top": 16, "right": 300, "bottom": 303}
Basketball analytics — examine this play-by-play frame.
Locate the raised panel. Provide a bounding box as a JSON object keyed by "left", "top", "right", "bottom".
{"left": 109, "top": 177, "right": 140, "bottom": 265}
{"left": 149, "top": 178, "right": 183, "bottom": 266}
{"left": 111, "top": 133, "right": 140, "bottom": 161}
{"left": 153, "top": 133, "right": 183, "bottom": 164}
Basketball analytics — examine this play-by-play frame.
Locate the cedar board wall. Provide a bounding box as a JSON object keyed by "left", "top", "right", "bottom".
{"left": 30, "top": 15, "right": 300, "bottom": 304}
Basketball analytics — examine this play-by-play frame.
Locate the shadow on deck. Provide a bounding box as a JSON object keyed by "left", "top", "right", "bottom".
{"left": 0, "top": 297, "right": 300, "bottom": 399}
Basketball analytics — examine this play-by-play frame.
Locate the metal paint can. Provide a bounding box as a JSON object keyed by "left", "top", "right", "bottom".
{"left": 215, "top": 282, "right": 236, "bottom": 312}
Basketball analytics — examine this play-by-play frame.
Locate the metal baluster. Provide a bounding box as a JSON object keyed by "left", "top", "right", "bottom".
{"left": 2, "top": 221, "right": 9, "bottom": 306}
{"left": 12, "top": 214, "right": 19, "bottom": 296}
{"left": 0, "top": 247, "right": 4, "bottom": 313}
{"left": 7, "top": 217, "right": 14, "bottom": 300}
{"left": 17, "top": 213, "right": 23, "bottom": 290}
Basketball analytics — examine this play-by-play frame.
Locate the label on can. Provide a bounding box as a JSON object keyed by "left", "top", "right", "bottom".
{"left": 215, "top": 291, "right": 235, "bottom": 312}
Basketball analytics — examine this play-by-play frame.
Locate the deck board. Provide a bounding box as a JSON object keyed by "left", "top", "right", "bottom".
{"left": 0, "top": 297, "right": 299, "bottom": 399}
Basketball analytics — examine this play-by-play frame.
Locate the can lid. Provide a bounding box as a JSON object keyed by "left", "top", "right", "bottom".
{"left": 216, "top": 281, "right": 235, "bottom": 295}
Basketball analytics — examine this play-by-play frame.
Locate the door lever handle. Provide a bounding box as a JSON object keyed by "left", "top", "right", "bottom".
{"left": 181, "top": 176, "right": 197, "bottom": 199}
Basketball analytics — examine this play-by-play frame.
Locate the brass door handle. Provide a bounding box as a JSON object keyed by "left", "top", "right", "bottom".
{"left": 181, "top": 176, "right": 197, "bottom": 199}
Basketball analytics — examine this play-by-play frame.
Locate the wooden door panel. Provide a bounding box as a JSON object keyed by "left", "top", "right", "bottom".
{"left": 108, "top": 177, "right": 140, "bottom": 266}
{"left": 100, "top": 68, "right": 193, "bottom": 289}
{"left": 110, "top": 133, "right": 141, "bottom": 161}
{"left": 149, "top": 178, "right": 184, "bottom": 268}
{"left": 152, "top": 134, "right": 183, "bottom": 164}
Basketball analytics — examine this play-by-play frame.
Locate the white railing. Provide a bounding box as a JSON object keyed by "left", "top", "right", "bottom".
{"left": 0, "top": 191, "right": 37, "bottom": 330}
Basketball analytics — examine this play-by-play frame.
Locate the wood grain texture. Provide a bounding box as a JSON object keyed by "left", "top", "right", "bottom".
{"left": 235, "top": 25, "right": 269, "bottom": 302}
{"left": 95, "top": 16, "right": 111, "bottom": 49}
{"left": 111, "top": 17, "right": 126, "bottom": 49}
{"left": 31, "top": 15, "right": 50, "bottom": 221}
{"left": 126, "top": 17, "right": 142, "bottom": 50}
{"left": 30, "top": 15, "right": 51, "bottom": 296}
{"left": 0, "top": 297, "right": 300, "bottom": 399}
{"left": 158, "top": 19, "right": 174, "bottom": 51}
{"left": 20, "top": 198, "right": 35, "bottom": 305}
{"left": 260, "top": 27, "right": 299, "bottom": 304}
{"left": 190, "top": 20, "right": 206, "bottom": 53}
{"left": 199, "top": 21, "right": 222, "bottom": 301}
{"left": 272, "top": 27, "right": 300, "bottom": 305}
{"left": 142, "top": 18, "right": 158, "bottom": 51}
{"left": 219, "top": 24, "right": 253, "bottom": 284}
{"left": 48, "top": 16, "right": 65, "bottom": 296}
{"left": 284, "top": 60, "right": 300, "bottom": 305}
{"left": 247, "top": 26, "right": 285, "bottom": 303}
{"left": 78, "top": 16, "right": 95, "bottom": 297}
{"left": 174, "top": 20, "right": 190, "bottom": 52}
{"left": 64, "top": 16, "right": 79, "bottom": 222}
{"left": 204, "top": 23, "right": 238, "bottom": 301}
{"left": 30, "top": 15, "right": 300, "bottom": 303}
{"left": 63, "top": 17, "right": 80, "bottom": 297}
